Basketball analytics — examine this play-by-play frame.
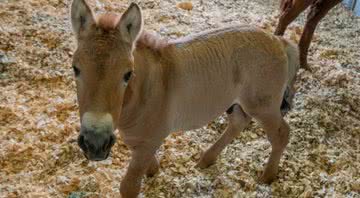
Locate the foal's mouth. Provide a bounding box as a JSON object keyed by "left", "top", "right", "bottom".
{"left": 83, "top": 152, "right": 110, "bottom": 161}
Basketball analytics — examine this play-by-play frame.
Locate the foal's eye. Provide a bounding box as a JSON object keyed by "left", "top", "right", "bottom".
{"left": 123, "top": 71, "right": 133, "bottom": 84}
{"left": 73, "top": 65, "right": 80, "bottom": 77}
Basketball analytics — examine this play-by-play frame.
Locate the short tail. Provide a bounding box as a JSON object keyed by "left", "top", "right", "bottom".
{"left": 281, "top": 38, "right": 300, "bottom": 86}
{"left": 280, "top": 38, "right": 300, "bottom": 116}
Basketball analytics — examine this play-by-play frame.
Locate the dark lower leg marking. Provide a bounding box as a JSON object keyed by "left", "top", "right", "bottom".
{"left": 226, "top": 104, "right": 235, "bottom": 114}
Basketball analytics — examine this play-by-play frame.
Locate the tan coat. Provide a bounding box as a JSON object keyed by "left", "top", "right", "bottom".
{"left": 70, "top": 1, "right": 299, "bottom": 197}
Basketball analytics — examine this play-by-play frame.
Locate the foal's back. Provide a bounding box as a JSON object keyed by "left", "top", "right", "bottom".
{"left": 165, "top": 25, "right": 290, "bottom": 131}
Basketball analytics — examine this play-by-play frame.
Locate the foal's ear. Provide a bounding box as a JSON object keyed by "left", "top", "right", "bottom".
{"left": 71, "top": 0, "right": 95, "bottom": 38}
{"left": 117, "top": 3, "right": 143, "bottom": 44}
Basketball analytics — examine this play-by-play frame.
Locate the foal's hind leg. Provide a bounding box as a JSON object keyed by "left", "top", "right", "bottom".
{"left": 196, "top": 104, "right": 251, "bottom": 168}
{"left": 250, "top": 111, "right": 290, "bottom": 184}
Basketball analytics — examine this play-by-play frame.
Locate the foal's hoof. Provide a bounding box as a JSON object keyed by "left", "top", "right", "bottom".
{"left": 146, "top": 165, "right": 159, "bottom": 177}
{"left": 195, "top": 160, "right": 214, "bottom": 169}
{"left": 258, "top": 173, "right": 276, "bottom": 184}
{"left": 146, "top": 161, "right": 160, "bottom": 177}
{"left": 195, "top": 151, "right": 216, "bottom": 169}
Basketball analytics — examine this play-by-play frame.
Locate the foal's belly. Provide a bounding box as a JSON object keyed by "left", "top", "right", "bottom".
{"left": 168, "top": 84, "right": 238, "bottom": 132}
{"left": 172, "top": 108, "right": 228, "bottom": 131}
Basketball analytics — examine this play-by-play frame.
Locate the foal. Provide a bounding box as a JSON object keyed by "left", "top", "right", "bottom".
{"left": 70, "top": 0, "right": 300, "bottom": 197}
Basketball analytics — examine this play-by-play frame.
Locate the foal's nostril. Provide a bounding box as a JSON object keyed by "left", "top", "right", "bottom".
{"left": 108, "top": 135, "right": 116, "bottom": 150}
{"left": 102, "top": 135, "right": 116, "bottom": 152}
{"left": 78, "top": 135, "right": 87, "bottom": 151}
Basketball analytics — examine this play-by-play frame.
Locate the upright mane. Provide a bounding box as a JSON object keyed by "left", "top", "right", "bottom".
{"left": 97, "top": 13, "right": 168, "bottom": 52}
{"left": 136, "top": 31, "right": 169, "bottom": 52}
{"left": 97, "top": 13, "right": 120, "bottom": 30}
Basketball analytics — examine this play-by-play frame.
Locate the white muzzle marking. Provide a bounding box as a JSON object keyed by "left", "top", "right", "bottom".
{"left": 82, "top": 112, "right": 113, "bottom": 133}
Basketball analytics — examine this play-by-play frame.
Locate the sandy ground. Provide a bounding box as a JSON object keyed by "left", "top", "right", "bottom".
{"left": 0, "top": 0, "right": 359, "bottom": 197}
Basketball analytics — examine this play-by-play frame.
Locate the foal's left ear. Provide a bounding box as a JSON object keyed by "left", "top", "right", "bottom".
{"left": 117, "top": 3, "right": 143, "bottom": 44}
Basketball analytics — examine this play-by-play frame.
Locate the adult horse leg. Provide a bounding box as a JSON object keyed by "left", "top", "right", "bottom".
{"left": 196, "top": 104, "right": 251, "bottom": 168}
{"left": 299, "top": 0, "right": 341, "bottom": 69}
{"left": 275, "top": 0, "right": 313, "bottom": 36}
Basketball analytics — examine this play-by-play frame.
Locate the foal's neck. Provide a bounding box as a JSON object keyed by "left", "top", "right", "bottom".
{"left": 120, "top": 30, "right": 215, "bottom": 130}
{"left": 119, "top": 32, "right": 172, "bottom": 129}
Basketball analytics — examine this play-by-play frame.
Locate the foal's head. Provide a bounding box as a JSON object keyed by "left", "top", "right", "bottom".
{"left": 70, "top": 0, "right": 143, "bottom": 160}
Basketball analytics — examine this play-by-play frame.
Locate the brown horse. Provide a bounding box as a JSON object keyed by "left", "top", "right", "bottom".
{"left": 70, "top": 0, "right": 300, "bottom": 197}
{"left": 275, "top": 0, "right": 342, "bottom": 69}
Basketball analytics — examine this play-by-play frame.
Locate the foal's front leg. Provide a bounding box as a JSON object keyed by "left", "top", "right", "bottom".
{"left": 146, "top": 155, "right": 159, "bottom": 177}
{"left": 120, "top": 145, "right": 158, "bottom": 198}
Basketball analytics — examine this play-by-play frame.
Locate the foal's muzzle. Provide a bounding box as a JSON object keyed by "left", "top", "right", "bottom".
{"left": 77, "top": 128, "right": 116, "bottom": 161}
{"left": 78, "top": 112, "right": 116, "bottom": 161}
